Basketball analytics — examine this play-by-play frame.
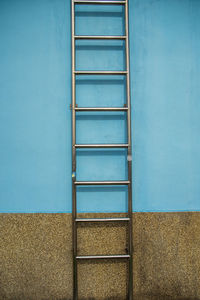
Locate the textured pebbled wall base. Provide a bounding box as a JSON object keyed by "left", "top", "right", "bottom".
{"left": 0, "top": 212, "right": 200, "bottom": 300}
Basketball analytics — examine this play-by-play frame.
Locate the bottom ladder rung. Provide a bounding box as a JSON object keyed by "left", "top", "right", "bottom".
{"left": 76, "top": 254, "right": 130, "bottom": 260}
{"left": 75, "top": 218, "right": 130, "bottom": 222}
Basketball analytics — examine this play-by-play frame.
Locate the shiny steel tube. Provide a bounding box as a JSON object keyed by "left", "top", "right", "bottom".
{"left": 125, "top": 1, "right": 133, "bottom": 299}
{"left": 74, "top": 1, "right": 126, "bottom": 4}
{"left": 75, "top": 107, "right": 128, "bottom": 111}
{"left": 76, "top": 255, "right": 130, "bottom": 259}
{"left": 75, "top": 70, "right": 127, "bottom": 75}
{"left": 71, "top": 1, "right": 78, "bottom": 299}
{"left": 75, "top": 143, "right": 129, "bottom": 148}
{"left": 75, "top": 180, "right": 130, "bottom": 185}
{"left": 74, "top": 35, "right": 126, "bottom": 39}
{"left": 75, "top": 217, "right": 130, "bottom": 222}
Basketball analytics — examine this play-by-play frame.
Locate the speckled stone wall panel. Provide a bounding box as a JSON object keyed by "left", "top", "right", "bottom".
{"left": 0, "top": 214, "right": 73, "bottom": 300}
{"left": 1, "top": 213, "right": 200, "bottom": 299}
{"left": 133, "top": 212, "right": 200, "bottom": 300}
{"left": 77, "top": 213, "right": 128, "bottom": 256}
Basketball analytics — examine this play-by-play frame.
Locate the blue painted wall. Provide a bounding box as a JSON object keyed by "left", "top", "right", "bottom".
{"left": 0, "top": 0, "right": 200, "bottom": 212}
{"left": 0, "top": 0, "right": 70, "bottom": 212}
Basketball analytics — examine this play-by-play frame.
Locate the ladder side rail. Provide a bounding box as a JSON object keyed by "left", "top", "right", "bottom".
{"left": 71, "top": 1, "right": 78, "bottom": 299}
{"left": 125, "top": 0, "right": 133, "bottom": 299}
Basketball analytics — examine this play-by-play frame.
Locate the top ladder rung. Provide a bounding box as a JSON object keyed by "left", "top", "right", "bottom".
{"left": 74, "top": 1, "right": 126, "bottom": 5}
{"left": 75, "top": 35, "right": 126, "bottom": 40}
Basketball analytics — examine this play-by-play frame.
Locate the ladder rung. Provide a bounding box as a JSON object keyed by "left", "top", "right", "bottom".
{"left": 75, "top": 107, "right": 128, "bottom": 111}
{"left": 76, "top": 254, "right": 130, "bottom": 260}
{"left": 74, "top": 1, "right": 126, "bottom": 5}
{"left": 75, "top": 144, "right": 128, "bottom": 148}
{"left": 75, "top": 35, "right": 126, "bottom": 40}
{"left": 75, "top": 71, "right": 127, "bottom": 75}
{"left": 74, "top": 180, "right": 130, "bottom": 185}
{"left": 75, "top": 217, "right": 130, "bottom": 222}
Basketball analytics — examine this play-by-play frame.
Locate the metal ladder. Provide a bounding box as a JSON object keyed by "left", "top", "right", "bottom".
{"left": 71, "top": 0, "right": 133, "bottom": 299}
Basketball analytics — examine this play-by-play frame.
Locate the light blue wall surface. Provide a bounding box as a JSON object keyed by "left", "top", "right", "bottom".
{"left": 0, "top": 0, "right": 200, "bottom": 212}
{"left": 0, "top": 0, "right": 70, "bottom": 212}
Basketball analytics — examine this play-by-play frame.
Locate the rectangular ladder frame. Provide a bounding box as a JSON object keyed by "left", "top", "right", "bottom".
{"left": 71, "top": 1, "right": 133, "bottom": 299}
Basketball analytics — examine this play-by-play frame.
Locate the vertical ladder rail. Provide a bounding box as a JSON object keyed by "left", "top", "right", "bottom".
{"left": 125, "top": 1, "right": 133, "bottom": 299}
{"left": 71, "top": 1, "right": 133, "bottom": 299}
{"left": 71, "top": 1, "right": 78, "bottom": 299}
